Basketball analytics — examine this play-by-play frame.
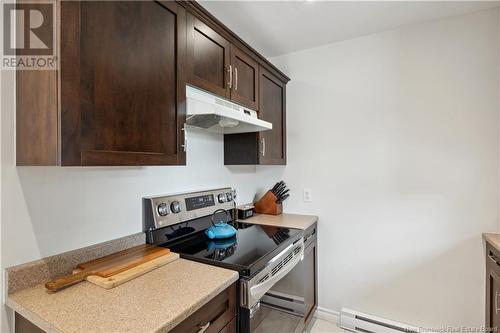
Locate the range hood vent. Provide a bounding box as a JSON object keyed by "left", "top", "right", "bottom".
{"left": 186, "top": 85, "right": 272, "bottom": 134}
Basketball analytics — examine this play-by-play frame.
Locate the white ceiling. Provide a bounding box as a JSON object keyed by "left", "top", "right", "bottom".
{"left": 199, "top": 1, "right": 500, "bottom": 57}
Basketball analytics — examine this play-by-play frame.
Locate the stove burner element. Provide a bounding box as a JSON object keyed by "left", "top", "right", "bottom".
{"left": 164, "top": 223, "right": 195, "bottom": 240}
{"left": 207, "top": 237, "right": 237, "bottom": 261}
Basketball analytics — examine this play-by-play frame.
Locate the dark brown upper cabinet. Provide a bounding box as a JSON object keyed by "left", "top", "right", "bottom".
{"left": 258, "top": 67, "right": 286, "bottom": 165}
{"left": 187, "top": 14, "right": 231, "bottom": 99}
{"left": 229, "top": 46, "right": 259, "bottom": 110}
{"left": 17, "top": 0, "right": 290, "bottom": 167}
{"left": 17, "top": 1, "right": 187, "bottom": 166}
{"left": 187, "top": 14, "right": 259, "bottom": 111}
{"left": 224, "top": 66, "right": 287, "bottom": 165}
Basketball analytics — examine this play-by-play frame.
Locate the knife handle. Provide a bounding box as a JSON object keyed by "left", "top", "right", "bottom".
{"left": 277, "top": 194, "right": 290, "bottom": 204}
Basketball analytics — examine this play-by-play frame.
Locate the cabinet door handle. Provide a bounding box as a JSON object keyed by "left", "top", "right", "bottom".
{"left": 304, "top": 233, "right": 314, "bottom": 243}
{"left": 260, "top": 138, "right": 266, "bottom": 157}
{"left": 181, "top": 127, "right": 187, "bottom": 152}
{"left": 489, "top": 253, "right": 499, "bottom": 266}
{"left": 197, "top": 322, "right": 210, "bottom": 333}
{"left": 227, "top": 65, "right": 232, "bottom": 89}
{"left": 234, "top": 67, "right": 238, "bottom": 91}
{"left": 496, "top": 290, "right": 500, "bottom": 314}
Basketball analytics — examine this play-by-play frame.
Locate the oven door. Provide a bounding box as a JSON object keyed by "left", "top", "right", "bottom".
{"left": 239, "top": 238, "right": 304, "bottom": 333}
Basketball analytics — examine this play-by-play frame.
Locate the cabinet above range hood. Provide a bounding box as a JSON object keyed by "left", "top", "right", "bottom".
{"left": 186, "top": 85, "right": 272, "bottom": 134}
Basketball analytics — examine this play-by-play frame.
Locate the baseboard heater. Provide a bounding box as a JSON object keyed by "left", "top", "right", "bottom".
{"left": 340, "top": 308, "right": 420, "bottom": 333}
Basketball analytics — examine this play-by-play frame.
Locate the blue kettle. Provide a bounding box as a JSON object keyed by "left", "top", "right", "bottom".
{"left": 205, "top": 209, "right": 237, "bottom": 239}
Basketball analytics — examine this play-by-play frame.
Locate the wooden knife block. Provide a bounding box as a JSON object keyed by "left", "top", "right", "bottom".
{"left": 254, "top": 191, "right": 283, "bottom": 215}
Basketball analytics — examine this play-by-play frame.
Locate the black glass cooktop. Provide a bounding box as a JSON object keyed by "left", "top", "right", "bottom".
{"left": 164, "top": 222, "right": 302, "bottom": 277}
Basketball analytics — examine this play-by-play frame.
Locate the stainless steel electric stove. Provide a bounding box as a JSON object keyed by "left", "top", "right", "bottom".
{"left": 143, "top": 188, "right": 305, "bottom": 333}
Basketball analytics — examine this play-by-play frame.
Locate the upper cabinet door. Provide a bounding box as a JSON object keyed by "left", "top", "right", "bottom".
{"left": 258, "top": 67, "right": 287, "bottom": 165}
{"left": 230, "top": 46, "right": 259, "bottom": 110}
{"left": 187, "top": 14, "right": 231, "bottom": 98}
{"left": 60, "top": 1, "right": 186, "bottom": 166}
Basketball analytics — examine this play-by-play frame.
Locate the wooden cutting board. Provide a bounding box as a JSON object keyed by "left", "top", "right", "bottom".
{"left": 76, "top": 244, "right": 153, "bottom": 270}
{"left": 45, "top": 245, "right": 171, "bottom": 291}
{"left": 84, "top": 252, "right": 179, "bottom": 289}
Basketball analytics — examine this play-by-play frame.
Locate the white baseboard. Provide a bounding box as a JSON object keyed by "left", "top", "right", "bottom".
{"left": 313, "top": 307, "right": 340, "bottom": 324}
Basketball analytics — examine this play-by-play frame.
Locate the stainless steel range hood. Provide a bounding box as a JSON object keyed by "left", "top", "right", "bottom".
{"left": 186, "top": 85, "right": 272, "bottom": 134}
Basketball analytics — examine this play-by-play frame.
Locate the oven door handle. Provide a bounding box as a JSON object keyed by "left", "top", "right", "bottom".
{"left": 249, "top": 245, "right": 304, "bottom": 300}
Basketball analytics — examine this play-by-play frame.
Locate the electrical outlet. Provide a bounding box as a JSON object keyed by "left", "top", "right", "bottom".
{"left": 303, "top": 188, "right": 312, "bottom": 202}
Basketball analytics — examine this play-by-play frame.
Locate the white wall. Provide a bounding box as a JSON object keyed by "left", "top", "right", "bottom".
{"left": 1, "top": 132, "right": 283, "bottom": 265}
{"left": 0, "top": 71, "right": 284, "bottom": 331}
{"left": 2, "top": 6, "right": 500, "bottom": 331}
{"left": 1, "top": 109, "right": 285, "bottom": 265}
{"left": 271, "top": 9, "right": 500, "bottom": 327}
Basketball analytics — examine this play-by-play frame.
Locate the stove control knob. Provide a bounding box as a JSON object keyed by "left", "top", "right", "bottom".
{"left": 218, "top": 194, "right": 227, "bottom": 203}
{"left": 226, "top": 192, "right": 233, "bottom": 202}
{"left": 170, "top": 201, "right": 181, "bottom": 214}
{"left": 157, "top": 203, "right": 169, "bottom": 216}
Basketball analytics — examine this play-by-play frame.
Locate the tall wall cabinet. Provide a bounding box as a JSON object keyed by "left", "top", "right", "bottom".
{"left": 16, "top": 1, "right": 290, "bottom": 166}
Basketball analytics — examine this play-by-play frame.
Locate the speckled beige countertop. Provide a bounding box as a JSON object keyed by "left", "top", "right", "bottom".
{"left": 7, "top": 259, "right": 239, "bottom": 333}
{"left": 239, "top": 213, "right": 318, "bottom": 230}
{"left": 484, "top": 233, "right": 500, "bottom": 253}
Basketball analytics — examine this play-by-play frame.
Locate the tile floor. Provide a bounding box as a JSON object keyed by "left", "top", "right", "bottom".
{"left": 309, "top": 318, "right": 346, "bottom": 332}
{"left": 252, "top": 308, "right": 302, "bottom": 332}
{"left": 252, "top": 305, "right": 345, "bottom": 332}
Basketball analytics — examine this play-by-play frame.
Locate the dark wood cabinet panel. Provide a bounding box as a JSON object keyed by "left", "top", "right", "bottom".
{"left": 303, "top": 237, "right": 318, "bottom": 325}
{"left": 258, "top": 67, "right": 286, "bottom": 165}
{"left": 223, "top": 132, "right": 259, "bottom": 165}
{"left": 486, "top": 244, "right": 500, "bottom": 329}
{"left": 183, "top": 2, "right": 289, "bottom": 166}
{"left": 62, "top": 1, "right": 186, "bottom": 166}
{"left": 17, "top": 1, "right": 187, "bottom": 166}
{"left": 15, "top": 312, "right": 45, "bottom": 333}
{"left": 487, "top": 271, "right": 500, "bottom": 330}
{"left": 187, "top": 13, "right": 231, "bottom": 98}
{"left": 186, "top": 19, "right": 259, "bottom": 110}
{"left": 16, "top": 70, "right": 58, "bottom": 165}
{"left": 218, "top": 317, "right": 236, "bottom": 333}
{"left": 17, "top": 0, "right": 289, "bottom": 167}
{"left": 230, "top": 46, "right": 259, "bottom": 110}
{"left": 179, "top": 1, "right": 290, "bottom": 85}
{"left": 223, "top": 66, "right": 286, "bottom": 165}
{"left": 169, "top": 283, "right": 236, "bottom": 333}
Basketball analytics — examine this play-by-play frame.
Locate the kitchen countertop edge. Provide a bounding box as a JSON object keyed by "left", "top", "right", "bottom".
{"left": 239, "top": 213, "right": 318, "bottom": 230}
{"left": 6, "top": 260, "right": 239, "bottom": 333}
{"left": 483, "top": 233, "right": 500, "bottom": 253}
{"left": 154, "top": 271, "right": 238, "bottom": 333}
{"left": 6, "top": 297, "right": 64, "bottom": 333}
